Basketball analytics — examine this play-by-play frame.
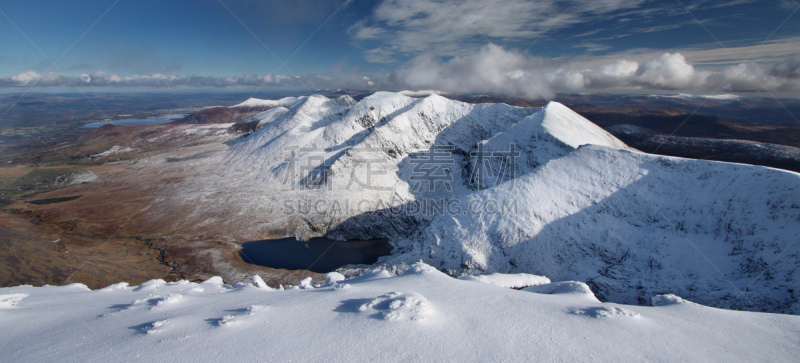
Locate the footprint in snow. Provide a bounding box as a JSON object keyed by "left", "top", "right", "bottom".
{"left": 347, "top": 291, "right": 434, "bottom": 322}
{"left": 103, "top": 293, "right": 185, "bottom": 316}
{"left": 102, "top": 296, "right": 154, "bottom": 316}
{"left": 207, "top": 304, "right": 269, "bottom": 327}
{"left": 129, "top": 319, "right": 170, "bottom": 334}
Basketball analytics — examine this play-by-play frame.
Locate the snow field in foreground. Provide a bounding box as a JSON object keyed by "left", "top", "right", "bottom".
{"left": 1, "top": 263, "right": 798, "bottom": 362}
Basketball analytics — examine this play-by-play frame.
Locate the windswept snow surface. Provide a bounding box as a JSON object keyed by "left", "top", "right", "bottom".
{"left": 1, "top": 264, "right": 798, "bottom": 362}
{"left": 168, "top": 92, "right": 800, "bottom": 313}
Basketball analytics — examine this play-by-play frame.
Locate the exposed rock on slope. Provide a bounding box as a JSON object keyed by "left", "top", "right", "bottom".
{"left": 229, "top": 107, "right": 290, "bottom": 134}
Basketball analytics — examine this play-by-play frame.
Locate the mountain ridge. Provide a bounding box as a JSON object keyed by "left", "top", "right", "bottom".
{"left": 177, "top": 92, "right": 799, "bottom": 313}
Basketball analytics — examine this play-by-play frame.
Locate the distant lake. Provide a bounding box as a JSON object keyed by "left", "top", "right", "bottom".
{"left": 83, "top": 113, "right": 187, "bottom": 128}
{"left": 240, "top": 237, "right": 392, "bottom": 273}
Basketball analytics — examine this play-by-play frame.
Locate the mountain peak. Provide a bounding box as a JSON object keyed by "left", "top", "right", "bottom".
{"left": 539, "top": 101, "right": 631, "bottom": 150}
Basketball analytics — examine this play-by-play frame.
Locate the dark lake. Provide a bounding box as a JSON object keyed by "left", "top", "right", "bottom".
{"left": 239, "top": 237, "right": 392, "bottom": 273}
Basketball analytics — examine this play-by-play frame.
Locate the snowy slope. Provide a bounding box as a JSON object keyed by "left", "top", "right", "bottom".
{"left": 248, "top": 107, "right": 289, "bottom": 128}
{"left": 381, "top": 146, "right": 800, "bottom": 313}
{"left": 1, "top": 264, "right": 798, "bottom": 362}
{"left": 179, "top": 92, "right": 544, "bottom": 239}
{"left": 165, "top": 92, "right": 800, "bottom": 313}
{"left": 201, "top": 91, "right": 616, "bottom": 227}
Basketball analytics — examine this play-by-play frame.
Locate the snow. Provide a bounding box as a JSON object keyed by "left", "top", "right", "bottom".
{"left": 66, "top": 169, "right": 99, "bottom": 185}
{"left": 523, "top": 281, "right": 600, "bottom": 302}
{"left": 1, "top": 263, "right": 798, "bottom": 362}
{"left": 651, "top": 294, "right": 693, "bottom": 307}
{"left": 386, "top": 145, "right": 800, "bottom": 313}
{"left": 325, "top": 271, "right": 346, "bottom": 285}
{"left": 458, "top": 272, "right": 550, "bottom": 289}
{"left": 180, "top": 123, "right": 235, "bottom": 135}
{"left": 535, "top": 101, "right": 630, "bottom": 150}
{"left": 233, "top": 96, "right": 305, "bottom": 109}
{"left": 252, "top": 107, "right": 289, "bottom": 128}
{"left": 249, "top": 275, "right": 271, "bottom": 289}
{"left": 0, "top": 293, "right": 27, "bottom": 309}
{"left": 93, "top": 145, "right": 134, "bottom": 158}
{"left": 188, "top": 92, "right": 544, "bottom": 240}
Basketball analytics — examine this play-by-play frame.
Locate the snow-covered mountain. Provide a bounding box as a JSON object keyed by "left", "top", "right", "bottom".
{"left": 166, "top": 92, "right": 800, "bottom": 313}
{"left": 1, "top": 264, "right": 798, "bottom": 362}
{"left": 378, "top": 145, "right": 800, "bottom": 313}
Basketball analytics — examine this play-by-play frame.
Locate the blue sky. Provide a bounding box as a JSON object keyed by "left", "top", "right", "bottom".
{"left": 0, "top": 0, "right": 372, "bottom": 77}
{"left": 1, "top": 0, "right": 799, "bottom": 97}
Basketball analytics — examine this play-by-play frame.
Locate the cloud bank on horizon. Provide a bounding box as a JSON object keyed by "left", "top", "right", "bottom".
{"left": 390, "top": 45, "right": 800, "bottom": 98}
{"left": 4, "top": 48, "right": 799, "bottom": 98}
{"left": 1, "top": 0, "right": 799, "bottom": 98}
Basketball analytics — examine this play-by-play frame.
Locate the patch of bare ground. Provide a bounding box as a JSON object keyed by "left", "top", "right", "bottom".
{"left": 1, "top": 123, "right": 324, "bottom": 289}
{"left": 0, "top": 211, "right": 170, "bottom": 289}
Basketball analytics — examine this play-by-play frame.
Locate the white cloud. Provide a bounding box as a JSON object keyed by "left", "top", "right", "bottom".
{"left": 2, "top": 45, "right": 799, "bottom": 97}
{"left": 4, "top": 71, "right": 71, "bottom": 87}
{"left": 87, "top": 71, "right": 121, "bottom": 86}
{"left": 634, "top": 53, "right": 704, "bottom": 89}
{"left": 351, "top": 0, "right": 647, "bottom": 63}
{"left": 558, "top": 37, "right": 800, "bottom": 69}
{"left": 391, "top": 43, "right": 555, "bottom": 98}
{"left": 387, "top": 44, "right": 800, "bottom": 97}
{"left": 0, "top": 70, "right": 372, "bottom": 90}
{"left": 9, "top": 70, "right": 41, "bottom": 84}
